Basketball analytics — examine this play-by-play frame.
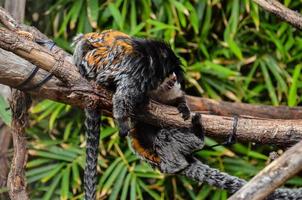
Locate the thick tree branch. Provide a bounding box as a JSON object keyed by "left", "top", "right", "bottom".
{"left": 229, "top": 140, "right": 302, "bottom": 200}
{"left": 252, "top": 0, "right": 302, "bottom": 30}
{"left": 0, "top": 49, "right": 302, "bottom": 146}
{"left": 0, "top": 30, "right": 301, "bottom": 146}
{"left": 1, "top": 6, "right": 302, "bottom": 119}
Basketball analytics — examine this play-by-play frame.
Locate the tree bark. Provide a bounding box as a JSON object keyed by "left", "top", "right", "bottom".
{"left": 0, "top": 47, "right": 301, "bottom": 146}
{"left": 1, "top": 1, "right": 26, "bottom": 199}
{"left": 252, "top": 0, "right": 302, "bottom": 30}
{"left": 7, "top": 90, "right": 30, "bottom": 200}
{"left": 0, "top": 27, "right": 301, "bottom": 147}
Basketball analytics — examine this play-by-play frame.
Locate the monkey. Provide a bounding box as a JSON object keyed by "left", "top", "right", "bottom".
{"left": 72, "top": 29, "right": 193, "bottom": 200}
{"left": 130, "top": 72, "right": 203, "bottom": 173}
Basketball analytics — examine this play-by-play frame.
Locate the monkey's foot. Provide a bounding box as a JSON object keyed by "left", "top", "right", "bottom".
{"left": 178, "top": 103, "right": 190, "bottom": 120}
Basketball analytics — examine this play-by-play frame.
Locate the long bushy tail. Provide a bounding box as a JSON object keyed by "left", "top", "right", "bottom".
{"left": 84, "top": 108, "right": 100, "bottom": 200}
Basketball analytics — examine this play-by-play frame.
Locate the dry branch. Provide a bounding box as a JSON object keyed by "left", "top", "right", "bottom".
{"left": 0, "top": 48, "right": 302, "bottom": 146}
{"left": 252, "top": 0, "right": 302, "bottom": 30}
{"left": 187, "top": 96, "right": 302, "bottom": 119}
{"left": 229, "top": 140, "right": 302, "bottom": 200}
{"left": 7, "top": 90, "right": 31, "bottom": 200}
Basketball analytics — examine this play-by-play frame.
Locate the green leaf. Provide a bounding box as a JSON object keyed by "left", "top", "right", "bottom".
{"left": 226, "top": 37, "right": 243, "bottom": 60}
{"left": 101, "top": 162, "right": 125, "bottom": 195}
{"left": 108, "top": 3, "right": 124, "bottom": 30}
{"left": 86, "top": 0, "right": 99, "bottom": 28}
{"left": 120, "top": 173, "right": 131, "bottom": 200}
{"left": 41, "top": 163, "right": 65, "bottom": 182}
{"left": 288, "top": 64, "right": 301, "bottom": 106}
{"left": 138, "top": 179, "right": 161, "bottom": 199}
{"left": 98, "top": 157, "right": 122, "bottom": 188}
{"left": 263, "top": 56, "right": 288, "bottom": 94}
{"left": 0, "top": 95, "right": 11, "bottom": 125}
{"left": 61, "top": 167, "right": 71, "bottom": 200}
{"left": 63, "top": 121, "right": 73, "bottom": 141}
{"left": 109, "top": 167, "right": 127, "bottom": 200}
{"left": 49, "top": 104, "right": 65, "bottom": 130}
{"left": 42, "top": 174, "right": 62, "bottom": 200}
{"left": 71, "top": 161, "right": 81, "bottom": 189}
{"left": 130, "top": 174, "right": 136, "bottom": 200}
{"left": 31, "top": 150, "right": 74, "bottom": 162}
{"left": 260, "top": 61, "right": 279, "bottom": 105}
{"left": 27, "top": 159, "right": 51, "bottom": 168}
{"left": 69, "top": 0, "right": 84, "bottom": 29}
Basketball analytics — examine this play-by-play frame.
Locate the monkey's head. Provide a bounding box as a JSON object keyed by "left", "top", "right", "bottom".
{"left": 130, "top": 38, "right": 184, "bottom": 91}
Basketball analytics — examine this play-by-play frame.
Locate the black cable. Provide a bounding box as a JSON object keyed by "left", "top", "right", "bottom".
{"left": 15, "top": 40, "right": 56, "bottom": 91}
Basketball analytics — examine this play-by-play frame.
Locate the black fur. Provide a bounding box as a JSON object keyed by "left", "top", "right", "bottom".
{"left": 83, "top": 108, "right": 100, "bottom": 200}
{"left": 134, "top": 114, "right": 204, "bottom": 174}
{"left": 72, "top": 31, "right": 189, "bottom": 200}
{"left": 111, "top": 38, "right": 184, "bottom": 136}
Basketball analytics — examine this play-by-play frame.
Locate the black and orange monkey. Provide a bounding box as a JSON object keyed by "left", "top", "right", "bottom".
{"left": 72, "top": 30, "right": 202, "bottom": 200}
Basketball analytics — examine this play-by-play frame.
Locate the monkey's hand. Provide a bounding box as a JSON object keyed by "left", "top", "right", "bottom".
{"left": 117, "top": 118, "right": 131, "bottom": 137}
{"left": 177, "top": 102, "right": 190, "bottom": 120}
{"left": 113, "top": 80, "right": 147, "bottom": 138}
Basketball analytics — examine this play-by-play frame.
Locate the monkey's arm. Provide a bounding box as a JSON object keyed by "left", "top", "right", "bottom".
{"left": 113, "top": 78, "right": 148, "bottom": 137}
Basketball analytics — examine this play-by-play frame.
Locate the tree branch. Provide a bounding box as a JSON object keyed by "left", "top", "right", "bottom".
{"left": 229, "top": 140, "right": 302, "bottom": 200}
{"left": 7, "top": 90, "right": 30, "bottom": 200}
{"left": 187, "top": 96, "right": 302, "bottom": 119}
{"left": 0, "top": 29, "right": 301, "bottom": 146}
{"left": 252, "top": 0, "right": 302, "bottom": 30}
{"left": 1, "top": 6, "right": 302, "bottom": 119}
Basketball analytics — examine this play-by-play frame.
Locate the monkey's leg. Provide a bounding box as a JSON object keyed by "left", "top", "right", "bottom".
{"left": 113, "top": 81, "right": 147, "bottom": 137}
{"left": 176, "top": 95, "right": 191, "bottom": 120}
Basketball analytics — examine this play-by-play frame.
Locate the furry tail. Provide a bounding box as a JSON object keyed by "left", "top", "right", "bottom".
{"left": 84, "top": 108, "right": 100, "bottom": 200}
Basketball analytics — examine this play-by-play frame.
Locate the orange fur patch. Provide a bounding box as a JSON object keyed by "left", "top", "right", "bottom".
{"left": 130, "top": 129, "right": 160, "bottom": 164}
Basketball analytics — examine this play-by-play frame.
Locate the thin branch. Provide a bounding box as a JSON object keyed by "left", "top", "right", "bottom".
{"left": 229, "top": 140, "right": 302, "bottom": 200}
{"left": 7, "top": 90, "right": 31, "bottom": 200}
{"left": 252, "top": 0, "right": 302, "bottom": 29}
{"left": 187, "top": 96, "right": 302, "bottom": 119}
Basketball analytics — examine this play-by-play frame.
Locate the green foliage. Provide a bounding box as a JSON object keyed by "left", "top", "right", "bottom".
{"left": 0, "top": 0, "right": 301, "bottom": 199}
{"left": 0, "top": 95, "right": 11, "bottom": 125}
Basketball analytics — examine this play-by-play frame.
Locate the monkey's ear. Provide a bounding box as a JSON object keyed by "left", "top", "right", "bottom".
{"left": 174, "top": 67, "right": 186, "bottom": 89}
